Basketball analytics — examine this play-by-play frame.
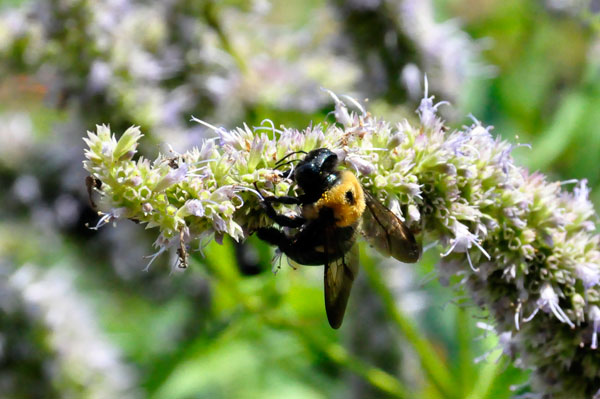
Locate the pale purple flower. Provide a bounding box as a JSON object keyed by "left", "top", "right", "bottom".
{"left": 345, "top": 153, "right": 376, "bottom": 175}
{"left": 575, "top": 262, "right": 600, "bottom": 288}
{"left": 143, "top": 234, "right": 173, "bottom": 271}
{"left": 90, "top": 207, "right": 128, "bottom": 230}
{"left": 441, "top": 220, "right": 490, "bottom": 272}
{"left": 154, "top": 163, "right": 188, "bottom": 192}
{"left": 416, "top": 78, "right": 448, "bottom": 129}
{"left": 183, "top": 199, "right": 205, "bottom": 217}
{"left": 524, "top": 283, "right": 575, "bottom": 328}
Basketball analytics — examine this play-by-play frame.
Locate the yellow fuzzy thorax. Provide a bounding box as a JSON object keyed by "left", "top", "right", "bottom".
{"left": 315, "top": 170, "right": 366, "bottom": 227}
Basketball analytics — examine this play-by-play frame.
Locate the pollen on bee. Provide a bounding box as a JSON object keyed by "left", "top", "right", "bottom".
{"left": 316, "top": 171, "right": 365, "bottom": 227}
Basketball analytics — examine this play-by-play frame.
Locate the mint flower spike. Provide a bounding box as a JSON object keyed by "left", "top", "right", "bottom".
{"left": 4, "top": 264, "right": 139, "bottom": 398}
{"left": 84, "top": 89, "right": 600, "bottom": 398}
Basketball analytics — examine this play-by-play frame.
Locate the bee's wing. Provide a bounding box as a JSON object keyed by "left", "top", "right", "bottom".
{"left": 361, "top": 190, "right": 421, "bottom": 263}
{"left": 324, "top": 232, "right": 359, "bottom": 329}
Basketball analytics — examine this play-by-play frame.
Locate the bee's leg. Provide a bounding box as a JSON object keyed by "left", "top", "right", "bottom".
{"left": 256, "top": 227, "right": 292, "bottom": 252}
{"left": 279, "top": 168, "right": 294, "bottom": 180}
{"left": 253, "top": 182, "right": 301, "bottom": 206}
{"left": 253, "top": 183, "right": 305, "bottom": 227}
{"left": 262, "top": 195, "right": 301, "bottom": 205}
{"left": 259, "top": 199, "right": 306, "bottom": 228}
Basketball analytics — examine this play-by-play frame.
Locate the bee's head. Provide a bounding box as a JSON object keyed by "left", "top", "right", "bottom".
{"left": 294, "top": 148, "right": 338, "bottom": 195}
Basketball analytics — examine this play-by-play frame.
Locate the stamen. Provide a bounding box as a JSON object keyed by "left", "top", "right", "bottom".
{"left": 254, "top": 119, "right": 283, "bottom": 135}
{"left": 560, "top": 179, "right": 579, "bottom": 186}
{"left": 549, "top": 301, "right": 574, "bottom": 328}
{"left": 192, "top": 158, "right": 218, "bottom": 166}
{"left": 523, "top": 283, "right": 575, "bottom": 328}
{"left": 88, "top": 212, "right": 112, "bottom": 230}
{"left": 515, "top": 143, "right": 532, "bottom": 150}
{"left": 466, "top": 250, "right": 480, "bottom": 272}
{"left": 440, "top": 241, "right": 457, "bottom": 257}
{"left": 422, "top": 240, "right": 439, "bottom": 253}
{"left": 340, "top": 94, "right": 366, "bottom": 116}
{"left": 272, "top": 251, "right": 283, "bottom": 275}
{"left": 143, "top": 246, "right": 167, "bottom": 272}
{"left": 433, "top": 100, "right": 450, "bottom": 110}
{"left": 196, "top": 234, "right": 212, "bottom": 258}
{"left": 467, "top": 113, "right": 480, "bottom": 124}
{"left": 190, "top": 116, "right": 225, "bottom": 134}
{"left": 523, "top": 307, "right": 539, "bottom": 323}
{"left": 234, "top": 185, "right": 264, "bottom": 200}
{"left": 472, "top": 240, "right": 491, "bottom": 260}
{"left": 321, "top": 87, "right": 342, "bottom": 104}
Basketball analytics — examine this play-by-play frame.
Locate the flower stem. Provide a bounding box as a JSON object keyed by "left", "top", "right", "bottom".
{"left": 198, "top": 248, "right": 411, "bottom": 398}
{"left": 463, "top": 357, "right": 506, "bottom": 399}
{"left": 361, "top": 252, "right": 458, "bottom": 399}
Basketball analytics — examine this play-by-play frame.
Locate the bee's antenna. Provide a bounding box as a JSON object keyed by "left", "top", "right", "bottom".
{"left": 273, "top": 150, "right": 306, "bottom": 179}
{"left": 273, "top": 159, "right": 301, "bottom": 170}
{"left": 274, "top": 150, "right": 307, "bottom": 168}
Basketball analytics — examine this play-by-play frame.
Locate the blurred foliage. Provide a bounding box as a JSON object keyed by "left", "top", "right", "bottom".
{"left": 0, "top": 0, "right": 598, "bottom": 398}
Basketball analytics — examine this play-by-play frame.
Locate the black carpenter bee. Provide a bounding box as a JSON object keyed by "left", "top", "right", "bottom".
{"left": 256, "top": 148, "right": 421, "bottom": 329}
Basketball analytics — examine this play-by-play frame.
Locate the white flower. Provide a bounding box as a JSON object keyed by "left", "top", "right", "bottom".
{"left": 523, "top": 283, "right": 575, "bottom": 328}
{"left": 89, "top": 207, "right": 128, "bottom": 230}
{"left": 441, "top": 220, "right": 490, "bottom": 272}
{"left": 589, "top": 306, "right": 600, "bottom": 350}
{"left": 182, "top": 199, "right": 205, "bottom": 217}
{"left": 415, "top": 77, "right": 448, "bottom": 129}
{"left": 575, "top": 262, "right": 600, "bottom": 288}
{"left": 154, "top": 163, "right": 188, "bottom": 192}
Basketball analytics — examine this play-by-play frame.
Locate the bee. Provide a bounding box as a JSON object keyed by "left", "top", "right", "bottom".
{"left": 255, "top": 148, "right": 421, "bottom": 329}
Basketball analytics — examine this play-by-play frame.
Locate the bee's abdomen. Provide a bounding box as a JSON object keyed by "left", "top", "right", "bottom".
{"left": 286, "top": 225, "right": 356, "bottom": 266}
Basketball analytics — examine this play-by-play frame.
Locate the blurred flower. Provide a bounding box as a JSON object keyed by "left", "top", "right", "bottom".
{"left": 85, "top": 90, "right": 600, "bottom": 398}
{"left": 0, "top": 263, "right": 140, "bottom": 399}
{"left": 0, "top": 0, "right": 360, "bottom": 253}
{"left": 0, "top": 0, "right": 359, "bottom": 146}
{"left": 544, "top": 0, "right": 594, "bottom": 14}
{"left": 331, "top": 0, "right": 490, "bottom": 105}
{"left": 11, "top": 175, "right": 41, "bottom": 205}
{"left": 0, "top": 112, "right": 34, "bottom": 168}
{"left": 398, "top": 0, "right": 494, "bottom": 102}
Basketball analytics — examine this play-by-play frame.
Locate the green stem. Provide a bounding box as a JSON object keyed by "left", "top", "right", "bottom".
{"left": 464, "top": 356, "right": 505, "bottom": 399}
{"left": 361, "top": 255, "right": 458, "bottom": 399}
{"left": 457, "top": 307, "right": 474, "bottom": 396}
{"left": 198, "top": 252, "right": 410, "bottom": 398}
{"left": 267, "top": 316, "right": 410, "bottom": 398}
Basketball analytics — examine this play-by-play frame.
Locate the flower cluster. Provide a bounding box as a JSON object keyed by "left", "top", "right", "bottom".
{"left": 398, "top": 0, "right": 494, "bottom": 102}
{"left": 0, "top": 263, "right": 139, "bottom": 399}
{"left": 331, "top": 0, "right": 488, "bottom": 104}
{"left": 0, "top": 0, "right": 359, "bottom": 140}
{"left": 84, "top": 90, "right": 600, "bottom": 397}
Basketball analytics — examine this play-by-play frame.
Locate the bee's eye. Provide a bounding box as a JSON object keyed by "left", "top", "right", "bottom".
{"left": 345, "top": 190, "right": 355, "bottom": 205}
{"left": 321, "top": 154, "right": 338, "bottom": 171}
